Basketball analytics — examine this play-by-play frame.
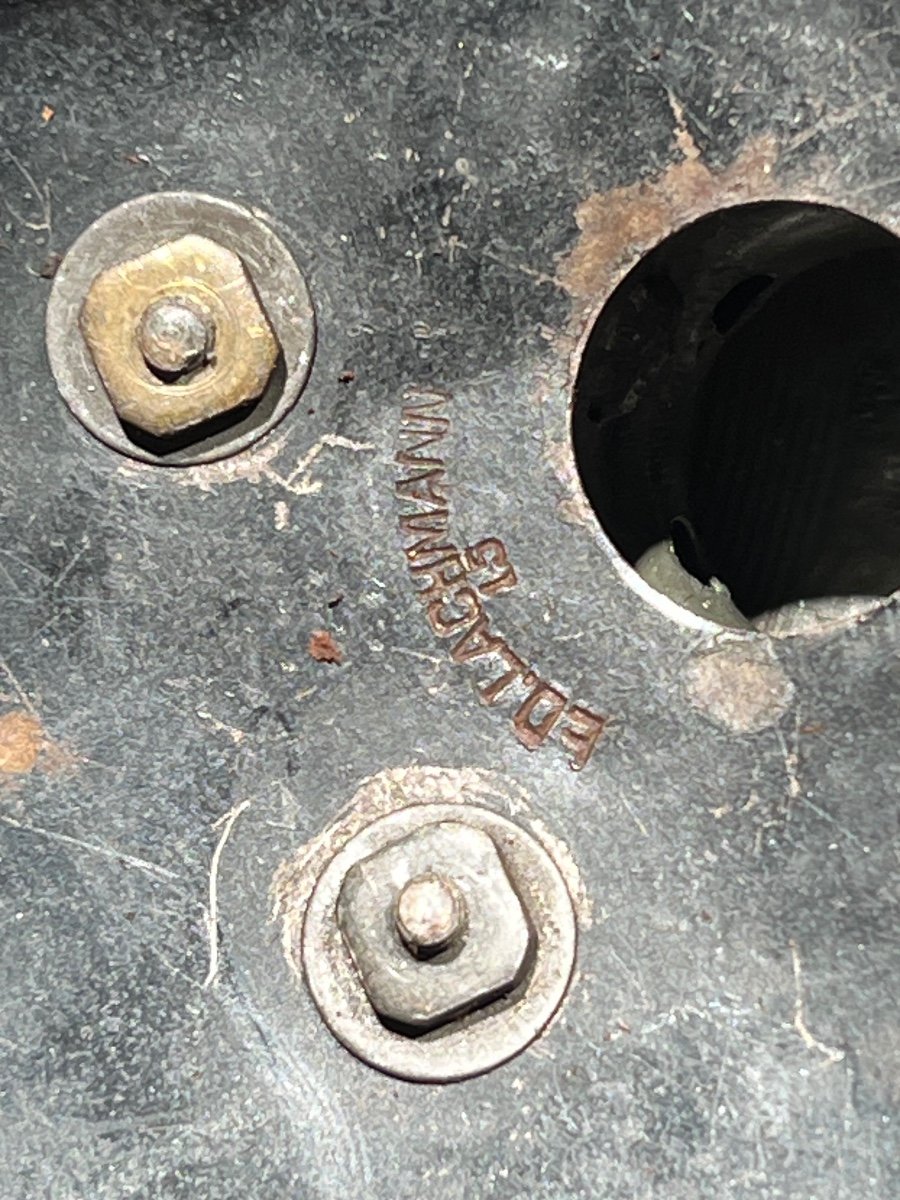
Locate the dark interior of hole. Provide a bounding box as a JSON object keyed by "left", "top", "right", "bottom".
{"left": 572, "top": 201, "right": 900, "bottom": 619}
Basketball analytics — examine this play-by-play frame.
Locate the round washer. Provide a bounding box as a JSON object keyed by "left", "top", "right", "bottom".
{"left": 301, "top": 803, "right": 577, "bottom": 1083}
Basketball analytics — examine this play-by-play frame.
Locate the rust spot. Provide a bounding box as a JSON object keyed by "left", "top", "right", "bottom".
{"left": 544, "top": 437, "right": 595, "bottom": 529}
{"left": 0, "top": 709, "right": 78, "bottom": 779}
{"left": 308, "top": 629, "right": 343, "bottom": 664}
{"left": 557, "top": 130, "right": 780, "bottom": 320}
{"left": 685, "top": 643, "right": 795, "bottom": 733}
{"left": 547, "top": 106, "right": 781, "bottom": 529}
{"left": 0, "top": 711, "right": 45, "bottom": 774}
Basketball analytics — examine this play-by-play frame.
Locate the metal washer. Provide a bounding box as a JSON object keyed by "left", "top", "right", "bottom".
{"left": 46, "top": 191, "right": 315, "bottom": 466}
{"left": 301, "top": 803, "right": 577, "bottom": 1083}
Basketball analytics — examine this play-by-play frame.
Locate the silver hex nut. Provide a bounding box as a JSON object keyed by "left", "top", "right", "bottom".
{"left": 336, "top": 821, "right": 533, "bottom": 1032}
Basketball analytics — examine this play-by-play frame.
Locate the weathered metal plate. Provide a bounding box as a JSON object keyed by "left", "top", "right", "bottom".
{"left": 1, "top": 2, "right": 897, "bottom": 1197}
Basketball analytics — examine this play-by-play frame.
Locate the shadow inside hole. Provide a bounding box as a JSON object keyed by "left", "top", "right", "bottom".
{"left": 120, "top": 351, "right": 287, "bottom": 459}
{"left": 572, "top": 201, "right": 900, "bottom": 626}
{"left": 712, "top": 273, "right": 774, "bottom": 333}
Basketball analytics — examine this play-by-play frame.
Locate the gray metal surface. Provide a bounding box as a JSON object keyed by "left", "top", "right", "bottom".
{"left": 1, "top": 0, "right": 898, "bottom": 1197}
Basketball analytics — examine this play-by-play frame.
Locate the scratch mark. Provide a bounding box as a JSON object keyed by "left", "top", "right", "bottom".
{"left": 782, "top": 93, "right": 889, "bottom": 156}
{"left": 51, "top": 539, "right": 89, "bottom": 590}
{"left": 777, "top": 726, "right": 866, "bottom": 848}
{"left": 775, "top": 727, "right": 802, "bottom": 805}
{"left": 800, "top": 794, "right": 867, "bottom": 849}
{"left": 202, "top": 798, "right": 252, "bottom": 989}
{"left": 3, "top": 152, "right": 53, "bottom": 233}
{"left": 196, "top": 709, "right": 246, "bottom": 745}
{"left": 126, "top": 430, "right": 375, "bottom": 495}
{"left": 0, "top": 659, "right": 38, "bottom": 716}
{"left": 273, "top": 500, "right": 290, "bottom": 530}
{"left": 852, "top": 173, "right": 900, "bottom": 194}
{"left": 789, "top": 938, "right": 845, "bottom": 1066}
{"left": 479, "top": 245, "right": 561, "bottom": 288}
{"left": 620, "top": 795, "right": 649, "bottom": 837}
{"left": 0, "top": 813, "right": 178, "bottom": 881}
{"left": 395, "top": 647, "right": 446, "bottom": 666}
{"left": 268, "top": 434, "right": 376, "bottom": 497}
{"left": 707, "top": 1028, "right": 733, "bottom": 1145}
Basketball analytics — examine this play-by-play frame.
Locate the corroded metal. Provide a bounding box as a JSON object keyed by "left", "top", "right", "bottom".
{"left": 80, "top": 234, "right": 279, "bottom": 439}
{"left": 138, "top": 296, "right": 213, "bottom": 378}
{"left": 337, "top": 821, "right": 531, "bottom": 1031}
{"left": 395, "top": 871, "right": 467, "bottom": 957}
{"left": 300, "top": 799, "right": 577, "bottom": 1082}
{"left": 46, "top": 192, "right": 316, "bottom": 466}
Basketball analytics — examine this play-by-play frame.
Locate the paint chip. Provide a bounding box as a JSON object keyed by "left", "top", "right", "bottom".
{"left": 308, "top": 630, "right": 343, "bottom": 664}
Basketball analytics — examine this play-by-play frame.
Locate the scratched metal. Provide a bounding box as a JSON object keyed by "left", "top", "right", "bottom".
{"left": 0, "top": 1, "right": 897, "bottom": 1198}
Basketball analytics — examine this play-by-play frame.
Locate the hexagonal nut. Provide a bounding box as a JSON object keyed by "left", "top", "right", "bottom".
{"left": 79, "top": 233, "right": 279, "bottom": 438}
{"left": 337, "top": 821, "right": 534, "bottom": 1032}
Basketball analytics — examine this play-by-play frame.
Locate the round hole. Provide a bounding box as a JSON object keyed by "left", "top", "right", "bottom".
{"left": 572, "top": 201, "right": 900, "bottom": 633}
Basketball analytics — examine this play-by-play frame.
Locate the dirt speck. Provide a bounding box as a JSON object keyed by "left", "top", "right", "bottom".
{"left": 0, "top": 711, "right": 45, "bottom": 774}
{"left": 39, "top": 252, "right": 62, "bottom": 279}
{"left": 274, "top": 500, "right": 290, "bottom": 531}
{"left": 685, "top": 643, "right": 795, "bottom": 733}
{"left": 308, "top": 630, "right": 343, "bottom": 664}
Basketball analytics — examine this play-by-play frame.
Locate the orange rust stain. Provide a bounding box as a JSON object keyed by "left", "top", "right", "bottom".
{"left": 308, "top": 629, "right": 343, "bottom": 664}
{"left": 0, "top": 711, "right": 45, "bottom": 774}
{"left": 557, "top": 134, "right": 779, "bottom": 316}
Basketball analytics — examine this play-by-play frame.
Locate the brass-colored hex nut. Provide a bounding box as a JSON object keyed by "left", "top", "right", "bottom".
{"left": 80, "top": 234, "right": 279, "bottom": 438}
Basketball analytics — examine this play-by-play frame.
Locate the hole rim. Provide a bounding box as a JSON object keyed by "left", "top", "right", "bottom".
{"left": 565, "top": 195, "right": 900, "bottom": 641}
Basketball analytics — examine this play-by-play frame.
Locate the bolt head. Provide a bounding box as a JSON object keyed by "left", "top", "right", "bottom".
{"left": 80, "top": 233, "right": 279, "bottom": 439}
{"left": 138, "top": 296, "right": 214, "bottom": 378}
{"left": 396, "top": 872, "right": 467, "bottom": 958}
{"left": 337, "top": 821, "right": 533, "bottom": 1032}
